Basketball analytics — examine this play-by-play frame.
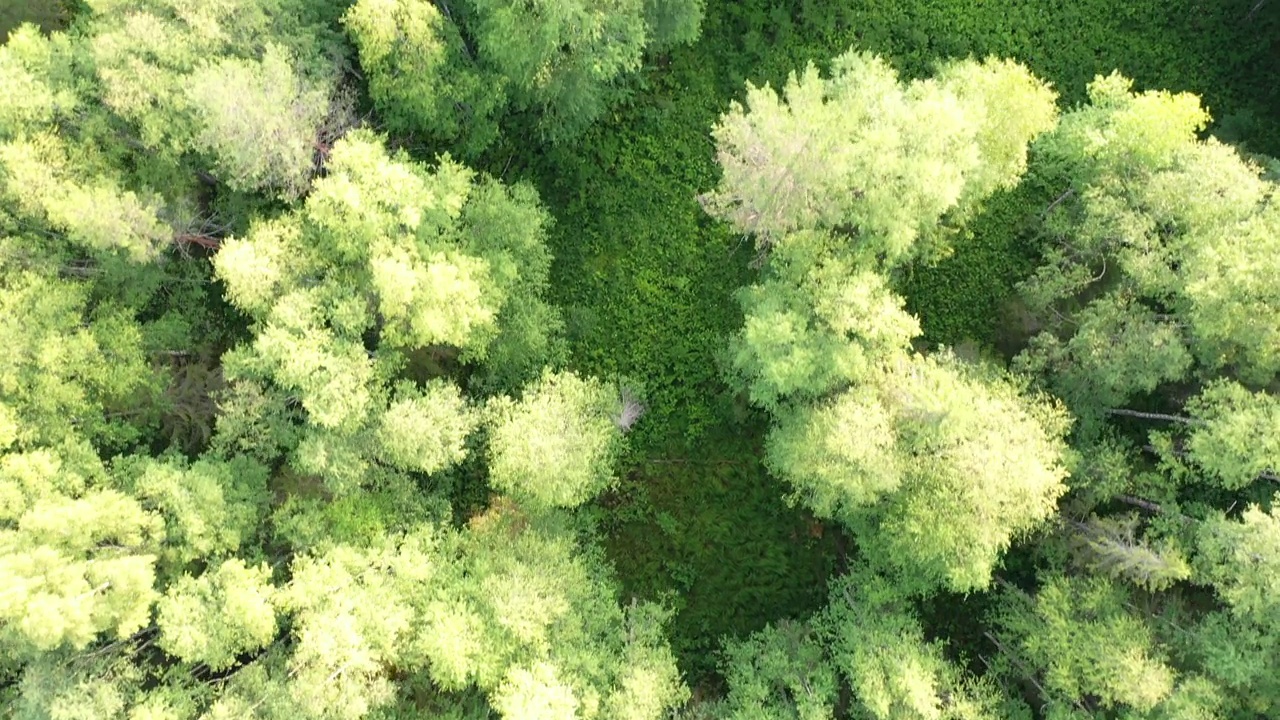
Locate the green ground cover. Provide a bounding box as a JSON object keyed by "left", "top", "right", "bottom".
{"left": 0, "top": 0, "right": 71, "bottom": 37}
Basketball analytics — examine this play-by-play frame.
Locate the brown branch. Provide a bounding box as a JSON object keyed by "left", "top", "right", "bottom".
{"left": 1115, "top": 494, "right": 1196, "bottom": 526}
{"left": 1116, "top": 495, "right": 1165, "bottom": 514}
{"left": 1041, "top": 188, "right": 1075, "bottom": 217}
{"left": 175, "top": 233, "right": 222, "bottom": 250}
{"left": 1106, "top": 408, "right": 1200, "bottom": 425}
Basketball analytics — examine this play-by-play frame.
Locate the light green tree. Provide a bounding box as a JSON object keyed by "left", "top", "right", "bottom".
{"left": 1181, "top": 382, "right": 1280, "bottom": 489}
{"left": 271, "top": 509, "right": 687, "bottom": 720}
{"left": 465, "top": 0, "right": 646, "bottom": 141}
{"left": 1067, "top": 514, "right": 1191, "bottom": 593}
{"left": 490, "top": 662, "right": 580, "bottom": 720}
{"left": 717, "top": 569, "right": 1015, "bottom": 720}
{"left": 1196, "top": 500, "right": 1280, "bottom": 631}
{"left": 824, "top": 573, "right": 1008, "bottom": 720}
{"left": 1014, "top": 293, "right": 1194, "bottom": 421}
{"left": 726, "top": 230, "right": 921, "bottom": 411}
{"left": 708, "top": 51, "right": 1070, "bottom": 596}
{"left": 0, "top": 135, "right": 171, "bottom": 261}
{"left": 377, "top": 380, "right": 479, "bottom": 475}
{"left": 344, "top": 0, "right": 505, "bottom": 155}
{"left": 717, "top": 620, "right": 838, "bottom": 720}
{"left": 213, "top": 131, "right": 559, "bottom": 493}
{"left": 463, "top": 0, "right": 704, "bottom": 141}
{"left": 0, "top": 24, "right": 76, "bottom": 137}
{"left": 486, "top": 371, "right": 623, "bottom": 509}
{"left": 993, "top": 575, "right": 1176, "bottom": 714}
{"left": 120, "top": 455, "right": 271, "bottom": 570}
{"left": 156, "top": 558, "right": 279, "bottom": 671}
{"left": 774, "top": 354, "right": 1070, "bottom": 594}
{"left": 1018, "top": 73, "right": 1280, "bottom": 414}
{"left": 701, "top": 52, "right": 1056, "bottom": 262}
{"left": 708, "top": 48, "right": 1070, "bottom": 718}
{"left": 0, "top": 488, "right": 161, "bottom": 656}
{"left": 0, "top": 271, "right": 162, "bottom": 448}
{"left": 1001, "top": 72, "right": 1280, "bottom": 718}
{"left": 185, "top": 43, "right": 331, "bottom": 199}
{"left": 347, "top": 0, "right": 704, "bottom": 147}
{"left": 1190, "top": 507, "right": 1280, "bottom": 720}
{"left": 83, "top": 0, "right": 342, "bottom": 198}
{"left": 0, "top": 7, "right": 683, "bottom": 720}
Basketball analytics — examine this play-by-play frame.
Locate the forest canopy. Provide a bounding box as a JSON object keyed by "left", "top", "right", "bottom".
{"left": 1, "top": 0, "right": 1279, "bottom": 718}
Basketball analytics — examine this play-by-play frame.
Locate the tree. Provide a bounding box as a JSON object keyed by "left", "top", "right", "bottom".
{"left": 119, "top": 455, "right": 271, "bottom": 571}
{"left": 83, "top": 0, "right": 344, "bottom": 199}
{"left": 464, "top": 0, "right": 648, "bottom": 141}
{"left": 645, "top": 0, "right": 706, "bottom": 49}
{"left": 344, "top": 0, "right": 505, "bottom": 156}
{"left": 642, "top": 0, "right": 703, "bottom": 51}
{"left": 993, "top": 575, "right": 1177, "bottom": 714}
{"left": 726, "top": 229, "right": 921, "bottom": 411}
{"left": 1, "top": 19, "right": 684, "bottom": 710}
{"left": 824, "top": 573, "right": 1009, "bottom": 720}
{"left": 213, "top": 130, "right": 560, "bottom": 493}
{"left": 377, "top": 380, "right": 478, "bottom": 475}
{"left": 708, "top": 48, "right": 1070, "bottom": 718}
{"left": 717, "top": 620, "right": 838, "bottom": 720}
{"left": 486, "top": 371, "right": 623, "bottom": 509}
{"left": 0, "top": 271, "right": 161, "bottom": 448}
{"left": 717, "top": 568, "right": 1015, "bottom": 720}
{"left": 1066, "top": 514, "right": 1190, "bottom": 593}
{"left": 459, "top": 0, "right": 703, "bottom": 141}
{"left": 1000, "top": 72, "right": 1280, "bottom": 718}
{"left": 156, "top": 558, "right": 279, "bottom": 671}
{"left": 770, "top": 353, "right": 1070, "bottom": 594}
{"left": 706, "top": 51, "right": 1069, "bottom": 595}
{"left": 345, "top": 0, "right": 704, "bottom": 147}
{"left": 0, "top": 24, "right": 75, "bottom": 138}
{"left": 1124, "top": 381, "right": 1280, "bottom": 490}
{"left": 1181, "top": 382, "right": 1280, "bottom": 489}
{"left": 272, "top": 508, "right": 687, "bottom": 720}
{"left": 1017, "top": 73, "right": 1280, "bottom": 417}
{"left": 1196, "top": 500, "right": 1280, "bottom": 631}
{"left": 1013, "top": 292, "right": 1194, "bottom": 424}
{"left": 700, "top": 52, "right": 1056, "bottom": 263}
{"left": 0, "top": 482, "right": 162, "bottom": 656}
{"left": 185, "top": 43, "right": 332, "bottom": 199}
{"left": 0, "top": 135, "right": 171, "bottom": 262}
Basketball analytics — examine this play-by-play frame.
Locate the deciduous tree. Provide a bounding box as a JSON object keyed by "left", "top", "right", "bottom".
{"left": 701, "top": 52, "right": 1056, "bottom": 263}
{"left": 486, "top": 371, "right": 623, "bottom": 509}
{"left": 344, "top": 0, "right": 505, "bottom": 155}
{"left": 213, "top": 131, "right": 559, "bottom": 493}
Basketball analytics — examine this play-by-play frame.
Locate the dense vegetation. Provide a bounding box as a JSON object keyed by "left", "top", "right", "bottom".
{"left": 1, "top": 0, "right": 1278, "bottom": 718}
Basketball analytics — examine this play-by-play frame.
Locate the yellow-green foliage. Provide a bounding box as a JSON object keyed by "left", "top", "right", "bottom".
{"left": 3, "top": 0, "right": 1280, "bottom": 714}
{"left": 702, "top": 52, "right": 1056, "bottom": 261}
{"left": 486, "top": 371, "right": 621, "bottom": 510}
{"left": 1001, "top": 576, "right": 1176, "bottom": 712}
{"left": 344, "top": 0, "right": 505, "bottom": 155}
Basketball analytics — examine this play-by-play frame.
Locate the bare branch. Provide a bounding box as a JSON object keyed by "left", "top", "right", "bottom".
{"left": 1106, "top": 408, "right": 1200, "bottom": 425}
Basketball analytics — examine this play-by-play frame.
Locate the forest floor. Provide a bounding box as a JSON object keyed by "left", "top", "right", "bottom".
{"left": 0, "top": 0, "right": 67, "bottom": 37}
{"left": 510, "top": 0, "right": 1280, "bottom": 687}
